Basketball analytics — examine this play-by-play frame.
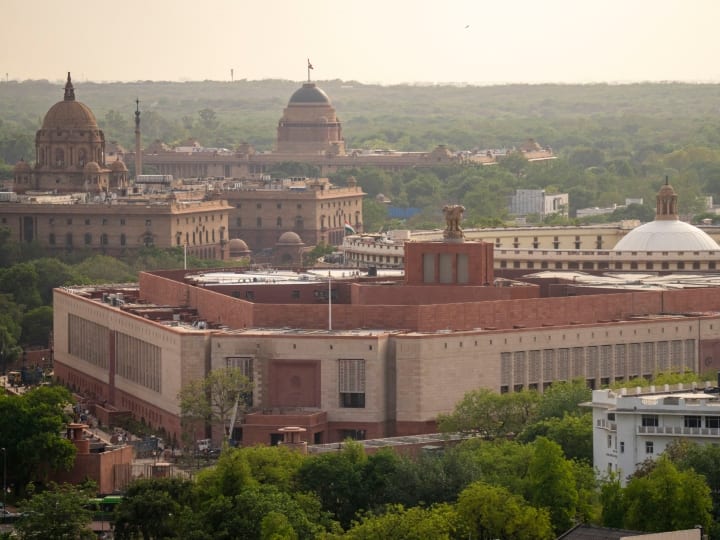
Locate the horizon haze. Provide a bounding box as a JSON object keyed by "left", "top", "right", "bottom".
{"left": 3, "top": 0, "right": 719, "bottom": 86}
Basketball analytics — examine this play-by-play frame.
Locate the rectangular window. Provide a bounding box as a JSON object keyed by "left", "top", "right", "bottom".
{"left": 684, "top": 416, "right": 701, "bottom": 428}
{"left": 145, "top": 219, "right": 152, "bottom": 227}
{"left": 607, "top": 434, "right": 612, "bottom": 448}
{"left": 620, "top": 441, "right": 624, "bottom": 453}
{"left": 339, "top": 359, "right": 366, "bottom": 408}
{"left": 646, "top": 441, "right": 654, "bottom": 454}
{"left": 706, "top": 416, "right": 720, "bottom": 429}
{"left": 641, "top": 415, "right": 659, "bottom": 427}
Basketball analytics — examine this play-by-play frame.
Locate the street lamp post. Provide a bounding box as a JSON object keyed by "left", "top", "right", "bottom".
{"left": 1, "top": 447, "right": 6, "bottom": 510}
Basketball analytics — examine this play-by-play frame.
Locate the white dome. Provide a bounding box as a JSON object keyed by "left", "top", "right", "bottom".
{"left": 614, "top": 220, "right": 719, "bottom": 251}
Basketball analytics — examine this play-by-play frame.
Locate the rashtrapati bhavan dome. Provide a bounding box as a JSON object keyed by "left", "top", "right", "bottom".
{"left": 276, "top": 81, "right": 345, "bottom": 155}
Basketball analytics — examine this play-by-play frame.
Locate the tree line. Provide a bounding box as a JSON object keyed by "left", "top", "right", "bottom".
{"left": 8, "top": 374, "right": 720, "bottom": 539}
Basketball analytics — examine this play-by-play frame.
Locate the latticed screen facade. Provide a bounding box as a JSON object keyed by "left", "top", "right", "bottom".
{"left": 499, "top": 339, "right": 696, "bottom": 392}
{"left": 68, "top": 315, "right": 109, "bottom": 369}
{"left": 116, "top": 332, "right": 161, "bottom": 392}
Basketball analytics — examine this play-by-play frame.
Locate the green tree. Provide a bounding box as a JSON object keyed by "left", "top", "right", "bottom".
{"left": 73, "top": 254, "right": 136, "bottom": 283}
{"left": 0, "top": 386, "right": 76, "bottom": 493}
{"left": 0, "top": 262, "right": 42, "bottom": 309}
{"left": 456, "top": 481, "right": 553, "bottom": 540}
{"left": 0, "top": 293, "right": 23, "bottom": 371}
{"left": 599, "top": 474, "right": 625, "bottom": 528}
{"left": 197, "top": 485, "right": 331, "bottom": 540}
{"left": 198, "top": 108, "right": 219, "bottom": 130}
{"left": 178, "top": 367, "right": 252, "bottom": 447}
{"left": 535, "top": 379, "right": 591, "bottom": 420}
{"left": 519, "top": 413, "right": 593, "bottom": 463}
{"left": 31, "top": 257, "right": 84, "bottom": 304}
{"left": 437, "top": 388, "right": 539, "bottom": 439}
{"left": 341, "top": 503, "right": 461, "bottom": 540}
{"left": 114, "top": 477, "right": 196, "bottom": 540}
{"left": 526, "top": 437, "right": 578, "bottom": 534}
{"left": 296, "top": 440, "right": 369, "bottom": 527}
{"left": 623, "top": 455, "right": 712, "bottom": 533}
{"left": 20, "top": 305, "right": 53, "bottom": 348}
{"left": 16, "top": 483, "right": 94, "bottom": 540}
{"left": 361, "top": 198, "right": 388, "bottom": 233}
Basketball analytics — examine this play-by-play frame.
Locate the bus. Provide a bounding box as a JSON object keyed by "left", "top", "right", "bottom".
{"left": 86, "top": 495, "right": 123, "bottom": 522}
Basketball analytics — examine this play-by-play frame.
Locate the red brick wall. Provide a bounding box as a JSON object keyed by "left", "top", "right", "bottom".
{"left": 51, "top": 445, "right": 134, "bottom": 495}
{"left": 350, "top": 283, "right": 538, "bottom": 305}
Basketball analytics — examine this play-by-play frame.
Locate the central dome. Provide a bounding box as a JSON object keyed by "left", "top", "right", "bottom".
{"left": 613, "top": 220, "right": 719, "bottom": 251}
{"left": 613, "top": 181, "right": 720, "bottom": 251}
{"left": 288, "top": 83, "right": 331, "bottom": 104}
{"left": 41, "top": 73, "right": 99, "bottom": 130}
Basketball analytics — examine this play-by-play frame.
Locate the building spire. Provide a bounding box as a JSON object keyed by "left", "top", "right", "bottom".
{"left": 64, "top": 72, "right": 75, "bottom": 101}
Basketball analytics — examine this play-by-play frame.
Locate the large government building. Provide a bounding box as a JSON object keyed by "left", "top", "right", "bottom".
{"left": 53, "top": 211, "right": 720, "bottom": 448}
{"left": 139, "top": 77, "right": 555, "bottom": 178}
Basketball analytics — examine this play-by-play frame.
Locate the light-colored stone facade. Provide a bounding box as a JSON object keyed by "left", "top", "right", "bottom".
{"left": 0, "top": 196, "right": 231, "bottom": 259}
{"left": 219, "top": 177, "right": 364, "bottom": 250}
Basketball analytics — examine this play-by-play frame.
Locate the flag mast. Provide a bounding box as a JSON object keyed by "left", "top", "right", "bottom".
{"left": 328, "top": 271, "right": 332, "bottom": 331}
{"left": 307, "top": 58, "right": 314, "bottom": 82}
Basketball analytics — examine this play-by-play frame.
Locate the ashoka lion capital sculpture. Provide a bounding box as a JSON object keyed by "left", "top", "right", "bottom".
{"left": 443, "top": 204, "right": 465, "bottom": 241}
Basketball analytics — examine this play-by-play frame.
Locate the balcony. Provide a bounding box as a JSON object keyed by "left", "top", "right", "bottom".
{"left": 638, "top": 425, "right": 720, "bottom": 437}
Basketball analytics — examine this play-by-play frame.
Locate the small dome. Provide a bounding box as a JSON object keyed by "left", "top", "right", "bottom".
{"left": 228, "top": 238, "right": 250, "bottom": 254}
{"left": 277, "top": 231, "right": 303, "bottom": 245}
{"left": 614, "top": 220, "right": 720, "bottom": 251}
{"left": 110, "top": 160, "right": 128, "bottom": 172}
{"left": 84, "top": 161, "right": 101, "bottom": 173}
{"left": 288, "top": 83, "right": 330, "bottom": 104}
{"left": 14, "top": 159, "right": 31, "bottom": 173}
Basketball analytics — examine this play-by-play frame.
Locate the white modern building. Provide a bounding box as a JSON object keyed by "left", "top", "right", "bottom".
{"left": 509, "top": 189, "right": 569, "bottom": 217}
{"left": 589, "top": 383, "right": 720, "bottom": 485}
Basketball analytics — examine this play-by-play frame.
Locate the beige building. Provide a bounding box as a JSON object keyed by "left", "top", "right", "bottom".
{"left": 0, "top": 193, "right": 231, "bottom": 259}
{"left": 217, "top": 176, "right": 364, "bottom": 250}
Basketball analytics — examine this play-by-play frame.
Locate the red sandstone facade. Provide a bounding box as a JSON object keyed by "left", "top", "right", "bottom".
{"left": 52, "top": 241, "right": 720, "bottom": 448}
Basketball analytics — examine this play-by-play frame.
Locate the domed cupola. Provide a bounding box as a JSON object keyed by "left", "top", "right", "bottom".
{"left": 613, "top": 179, "right": 719, "bottom": 252}
{"left": 33, "top": 73, "right": 110, "bottom": 193}
{"left": 276, "top": 66, "right": 345, "bottom": 155}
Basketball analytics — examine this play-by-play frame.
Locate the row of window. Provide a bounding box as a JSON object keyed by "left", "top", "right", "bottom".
{"left": 640, "top": 414, "right": 720, "bottom": 429}
{"left": 236, "top": 217, "right": 304, "bottom": 229}
{"left": 50, "top": 233, "right": 150, "bottom": 247}
{"left": 500, "top": 340, "right": 696, "bottom": 391}
{"left": 499, "top": 260, "right": 717, "bottom": 271}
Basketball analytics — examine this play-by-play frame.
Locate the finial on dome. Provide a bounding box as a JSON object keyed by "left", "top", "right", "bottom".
{"left": 64, "top": 72, "right": 75, "bottom": 101}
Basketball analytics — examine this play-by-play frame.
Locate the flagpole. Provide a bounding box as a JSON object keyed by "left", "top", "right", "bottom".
{"left": 328, "top": 271, "right": 332, "bottom": 331}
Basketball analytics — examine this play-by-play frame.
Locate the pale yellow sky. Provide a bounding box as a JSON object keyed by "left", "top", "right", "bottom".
{"left": 2, "top": 0, "right": 719, "bottom": 84}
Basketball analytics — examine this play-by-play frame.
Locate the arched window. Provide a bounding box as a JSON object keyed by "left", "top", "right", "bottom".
{"left": 100, "top": 234, "right": 108, "bottom": 246}
{"left": 65, "top": 233, "right": 73, "bottom": 246}
{"left": 84, "top": 233, "right": 92, "bottom": 245}
{"left": 120, "top": 233, "right": 126, "bottom": 246}
{"left": 54, "top": 148, "right": 65, "bottom": 167}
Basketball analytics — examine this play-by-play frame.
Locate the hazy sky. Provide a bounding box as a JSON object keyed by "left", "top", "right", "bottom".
{"left": 3, "top": 0, "right": 719, "bottom": 85}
